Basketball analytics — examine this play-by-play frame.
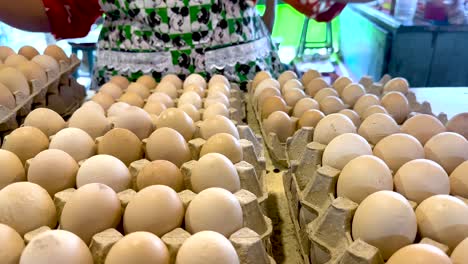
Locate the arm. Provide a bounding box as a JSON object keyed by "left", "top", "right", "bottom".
{"left": 0, "top": 0, "right": 50, "bottom": 32}
{"left": 262, "top": 0, "right": 277, "bottom": 33}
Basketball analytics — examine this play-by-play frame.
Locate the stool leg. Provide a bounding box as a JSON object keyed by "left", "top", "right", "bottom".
{"left": 327, "top": 22, "right": 334, "bottom": 54}
{"left": 296, "top": 17, "right": 310, "bottom": 59}
{"left": 71, "top": 47, "right": 79, "bottom": 79}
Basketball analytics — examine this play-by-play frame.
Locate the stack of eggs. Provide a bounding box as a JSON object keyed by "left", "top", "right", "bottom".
{"left": 0, "top": 73, "right": 269, "bottom": 264}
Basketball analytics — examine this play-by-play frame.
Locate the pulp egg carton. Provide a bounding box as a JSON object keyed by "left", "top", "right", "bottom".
{"left": 47, "top": 187, "right": 274, "bottom": 264}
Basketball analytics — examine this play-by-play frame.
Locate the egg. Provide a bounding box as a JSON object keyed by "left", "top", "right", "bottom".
{"left": 23, "top": 108, "right": 65, "bottom": 137}
{"left": 446, "top": 113, "right": 468, "bottom": 139}
{"left": 17, "top": 46, "right": 37, "bottom": 60}
{"left": 191, "top": 153, "right": 241, "bottom": 193}
{"left": 184, "top": 73, "right": 207, "bottom": 90}
{"left": 32, "top": 55, "right": 60, "bottom": 77}
{"left": 92, "top": 92, "right": 115, "bottom": 111}
{"left": 27, "top": 149, "right": 78, "bottom": 196}
{"left": 98, "top": 128, "right": 143, "bottom": 166}
{"left": 106, "top": 102, "right": 130, "bottom": 117}
{"left": 16, "top": 61, "right": 47, "bottom": 85}
{"left": 252, "top": 71, "right": 272, "bottom": 89}
{"left": 301, "top": 69, "right": 321, "bottom": 86}
{"left": 185, "top": 188, "right": 242, "bottom": 236}
{"left": 373, "top": 133, "right": 424, "bottom": 172}
{"left": 353, "top": 94, "right": 381, "bottom": 116}
{"left": 394, "top": 159, "right": 449, "bottom": 203}
{"left": 178, "top": 103, "right": 201, "bottom": 122}
{"left": 322, "top": 133, "right": 372, "bottom": 170}
{"left": 0, "top": 82, "right": 15, "bottom": 109}
{"left": 381, "top": 91, "right": 410, "bottom": 124}
{"left": 208, "top": 82, "right": 230, "bottom": 97}
{"left": 305, "top": 77, "right": 329, "bottom": 97}
{"left": 49, "top": 127, "right": 96, "bottom": 162}
{"left": 450, "top": 161, "right": 468, "bottom": 198}
{"left": 0, "top": 149, "right": 24, "bottom": 189}
{"left": 253, "top": 81, "right": 280, "bottom": 99}
{"left": 68, "top": 108, "right": 111, "bottom": 139}
{"left": 124, "top": 185, "right": 184, "bottom": 236}
{"left": 261, "top": 95, "right": 288, "bottom": 119}
{"left": 313, "top": 87, "right": 338, "bottom": 103}
{"left": 0, "top": 182, "right": 56, "bottom": 235}
{"left": 283, "top": 88, "right": 306, "bottom": 107}
{"left": 156, "top": 81, "right": 178, "bottom": 99}
{"left": 0, "top": 223, "right": 25, "bottom": 264}
{"left": 179, "top": 91, "right": 203, "bottom": 109}
{"left": 76, "top": 154, "right": 131, "bottom": 192}
{"left": 416, "top": 194, "right": 468, "bottom": 249}
{"left": 0, "top": 66, "right": 30, "bottom": 95}
{"left": 400, "top": 114, "right": 446, "bottom": 145}
{"left": 298, "top": 109, "right": 325, "bottom": 129}
{"left": 156, "top": 108, "right": 195, "bottom": 141}
{"left": 60, "top": 183, "right": 121, "bottom": 244}
{"left": 255, "top": 78, "right": 280, "bottom": 93}
{"left": 44, "top": 44, "right": 70, "bottom": 65}
{"left": 119, "top": 92, "right": 145, "bottom": 108}
{"left": 386, "top": 244, "right": 451, "bottom": 264}
{"left": 100, "top": 83, "right": 123, "bottom": 100}
{"left": 199, "top": 133, "right": 242, "bottom": 164}
{"left": 255, "top": 87, "right": 281, "bottom": 109}
{"left": 4, "top": 54, "right": 28, "bottom": 67}
{"left": 204, "top": 91, "right": 230, "bottom": 108}
{"left": 161, "top": 74, "right": 183, "bottom": 90}
{"left": 209, "top": 74, "right": 230, "bottom": 87}
{"left": 352, "top": 191, "right": 417, "bottom": 260}
{"left": 263, "top": 111, "right": 295, "bottom": 142}
{"left": 282, "top": 79, "right": 303, "bottom": 94}
{"left": 136, "top": 75, "right": 157, "bottom": 90}
{"left": 383, "top": 77, "right": 409, "bottom": 95}
{"left": 0, "top": 46, "right": 15, "bottom": 61}
{"left": 144, "top": 101, "right": 166, "bottom": 116}
{"left": 81, "top": 100, "right": 106, "bottom": 115}
{"left": 110, "top": 106, "right": 153, "bottom": 140}
{"left": 278, "top": 70, "right": 298, "bottom": 86}
{"left": 292, "top": 98, "right": 319, "bottom": 118}
{"left": 313, "top": 113, "right": 357, "bottom": 144}
{"left": 338, "top": 109, "right": 361, "bottom": 127}
{"left": 2, "top": 126, "right": 49, "bottom": 164}
{"left": 341, "top": 83, "right": 365, "bottom": 107}
{"left": 109, "top": 75, "right": 130, "bottom": 89}
{"left": 104, "top": 232, "right": 170, "bottom": 264}
{"left": 358, "top": 113, "right": 400, "bottom": 145}
{"left": 424, "top": 132, "right": 468, "bottom": 174}
{"left": 362, "top": 105, "right": 389, "bottom": 120}
{"left": 20, "top": 230, "right": 93, "bottom": 264}
{"left": 337, "top": 155, "right": 393, "bottom": 203}
{"left": 145, "top": 128, "right": 191, "bottom": 167}
{"left": 332, "top": 76, "right": 353, "bottom": 95}
{"left": 147, "top": 92, "right": 174, "bottom": 108}
{"left": 200, "top": 115, "right": 239, "bottom": 140}
{"left": 320, "top": 96, "right": 346, "bottom": 115}
{"left": 203, "top": 102, "right": 229, "bottom": 120}
{"left": 137, "top": 160, "right": 184, "bottom": 191}
{"left": 128, "top": 82, "right": 151, "bottom": 99}
{"left": 451, "top": 237, "right": 468, "bottom": 264}
{"left": 183, "top": 83, "right": 205, "bottom": 97}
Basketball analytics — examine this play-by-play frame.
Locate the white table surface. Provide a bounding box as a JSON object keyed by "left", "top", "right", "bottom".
{"left": 410, "top": 87, "right": 468, "bottom": 119}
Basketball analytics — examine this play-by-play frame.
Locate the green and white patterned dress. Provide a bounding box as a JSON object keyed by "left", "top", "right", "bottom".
{"left": 95, "top": 0, "right": 283, "bottom": 86}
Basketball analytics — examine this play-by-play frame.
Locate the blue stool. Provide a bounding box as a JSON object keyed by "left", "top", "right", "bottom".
{"left": 68, "top": 42, "right": 97, "bottom": 79}
{"left": 296, "top": 18, "right": 334, "bottom": 59}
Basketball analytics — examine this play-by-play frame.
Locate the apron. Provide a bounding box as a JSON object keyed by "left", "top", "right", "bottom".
{"left": 94, "top": 0, "right": 283, "bottom": 86}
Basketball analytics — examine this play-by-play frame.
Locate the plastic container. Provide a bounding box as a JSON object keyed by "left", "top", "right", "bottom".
{"left": 394, "top": 0, "right": 419, "bottom": 22}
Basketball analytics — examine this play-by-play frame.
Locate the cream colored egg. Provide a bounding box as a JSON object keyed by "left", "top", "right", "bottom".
{"left": 209, "top": 74, "right": 230, "bottom": 87}
{"left": 208, "top": 82, "right": 230, "bottom": 97}
{"left": 99, "top": 83, "right": 123, "bottom": 100}
{"left": 0, "top": 182, "right": 56, "bottom": 235}
{"left": 301, "top": 69, "right": 321, "bottom": 86}
{"left": 204, "top": 91, "right": 230, "bottom": 108}
{"left": 342, "top": 83, "right": 365, "bottom": 107}
{"left": 61, "top": 183, "right": 121, "bottom": 244}
{"left": 23, "top": 108, "right": 66, "bottom": 137}
{"left": 137, "top": 160, "right": 184, "bottom": 191}
{"left": 203, "top": 102, "right": 229, "bottom": 120}
{"left": 68, "top": 108, "right": 111, "bottom": 139}
{"left": 263, "top": 111, "right": 295, "bottom": 142}
{"left": 107, "top": 102, "right": 131, "bottom": 117}
{"left": 185, "top": 188, "right": 242, "bottom": 236}
{"left": 424, "top": 132, "right": 468, "bottom": 174}
{"left": 255, "top": 87, "right": 281, "bottom": 109}
{"left": 2, "top": 126, "right": 49, "bottom": 164}
{"left": 20, "top": 230, "right": 93, "bottom": 264}
{"left": 450, "top": 161, "right": 468, "bottom": 198}
{"left": 278, "top": 70, "right": 298, "bottom": 87}
{"left": 0, "top": 46, "right": 15, "bottom": 61}
{"left": 323, "top": 133, "right": 372, "bottom": 170}
{"left": 200, "top": 115, "right": 239, "bottom": 140}
{"left": 358, "top": 113, "right": 400, "bottom": 145}
{"left": 293, "top": 97, "right": 319, "bottom": 118}
{"left": 81, "top": 100, "right": 105, "bottom": 116}
{"left": 110, "top": 106, "right": 153, "bottom": 140}
{"left": 109, "top": 75, "right": 130, "bottom": 90}
{"left": 284, "top": 88, "right": 306, "bottom": 107}
{"left": 451, "top": 237, "right": 468, "bottom": 264}
{"left": 145, "top": 128, "right": 191, "bottom": 167}
{"left": 161, "top": 74, "right": 183, "bottom": 90}
{"left": 362, "top": 105, "right": 389, "bottom": 120}
{"left": 156, "top": 108, "right": 195, "bottom": 141}
{"left": 381, "top": 91, "right": 410, "bottom": 124}
{"left": 394, "top": 159, "right": 449, "bottom": 203}
{"left": 338, "top": 109, "right": 361, "bottom": 127}
{"left": 383, "top": 77, "right": 409, "bottom": 95}
{"left": 0, "top": 66, "right": 30, "bottom": 95}
{"left": 175, "top": 231, "right": 239, "bottom": 264}
{"left": 353, "top": 94, "right": 381, "bottom": 116}
{"left": 401, "top": 114, "right": 446, "bottom": 145}
{"left": 128, "top": 82, "right": 151, "bottom": 99}
{"left": 4, "top": 54, "right": 28, "bottom": 67}
{"left": 98, "top": 128, "right": 143, "bottom": 166}
{"left": 178, "top": 103, "right": 201, "bottom": 122}
{"left": 192, "top": 152, "right": 240, "bottom": 193}
{"left": 253, "top": 81, "right": 280, "bottom": 99}
{"left": 199, "top": 133, "right": 242, "bottom": 163}
{"left": 332, "top": 76, "right": 352, "bottom": 95}
{"left": 416, "top": 194, "right": 468, "bottom": 249}
{"left": 27, "top": 149, "right": 78, "bottom": 196}
{"left": 136, "top": 75, "right": 157, "bottom": 90}
{"left": 156, "top": 81, "right": 178, "bottom": 99}
{"left": 298, "top": 109, "right": 325, "bottom": 129}
{"left": 119, "top": 92, "right": 145, "bottom": 108}
{"left": 124, "top": 185, "right": 184, "bottom": 236}
{"left": 0, "top": 223, "right": 25, "bottom": 264}
{"left": 387, "top": 244, "right": 451, "bottom": 264}
{"left": 256, "top": 78, "right": 280, "bottom": 93}
{"left": 143, "top": 101, "right": 166, "bottom": 116}
{"left": 32, "top": 55, "right": 60, "bottom": 77}
{"left": 305, "top": 77, "right": 328, "bottom": 97}
{"left": 252, "top": 71, "right": 272, "bottom": 89}
{"left": 282, "top": 79, "right": 303, "bottom": 94}
{"left": 44, "top": 44, "right": 70, "bottom": 65}
{"left": 352, "top": 190, "right": 417, "bottom": 260}
{"left": 373, "top": 133, "right": 424, "bottom": 172}
{"left": 92, "top": 92, "right": 115, "bottom": 111}
{"left": 178, "top": 91, "right": 203, "bottom": 109}
{"left": 313, "top": 113, "right": 357, "bottom": 145}
{"left": 183, "top": 83, "right": 205, "bottom": 97}
{"left": 184, "top": 74, "right": 207, "bottom": 90}
{"left": 446, "top": 113, "right": 468, "bottom": 139}
{"left": 104, "top": 232, "right": 170, "bottom": 264}
{"left": 0, "top": 82, "right": 15, "bottom": 109}
{"left": 148, "top": 92, "right": 175, "bottom": 107}
{"left": 313, "top": 87, "right": 338, "bottom": 102}
{"left": 261, "top": 95, "right": 288, "bottom": 119}
{"left": 49, "top": 127, "right": 96, "bottom": 162}
{"left": 320, "top": 96, "right": 346, "bottom": 115}
{"left": 337, "top": 155, "right": 393, "bottom": 203}
{"left": 16, "top": 61, "right": 47, "bottom": 86}
{"left": 0, "top": 149, "right": 24, "bottom": 189}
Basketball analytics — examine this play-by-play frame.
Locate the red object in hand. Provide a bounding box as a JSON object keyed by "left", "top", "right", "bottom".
{"left": 424, "top": 1, "right": 448, "bottom": 21}
{"left": 282, "top": 0, "right": 347, "bottom": 22}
